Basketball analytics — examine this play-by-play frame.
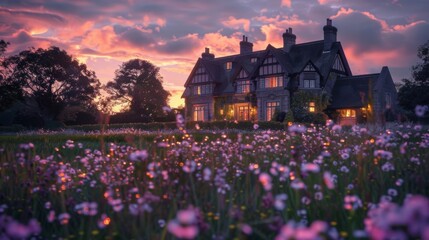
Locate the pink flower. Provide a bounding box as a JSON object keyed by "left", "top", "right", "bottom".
{"left": 259, "top": 172, "right": 272, "bottom": 191}
{"left": 177, "top": 209, "right": 197, "bottom": 225}
{"left": 301, "top": 163, "right": 320, "bottom": 173}
{"left": 323, "top": 172, "right": 335, "bottom": 189}
{"left": 129, "top": 150, "right": 148, "bottom": 162}
{"left": 167, "top": 221, "right": 198, "bottom": 239}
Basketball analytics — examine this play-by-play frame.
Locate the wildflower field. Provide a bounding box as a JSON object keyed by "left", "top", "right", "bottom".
{"left": 0, "top": 123, "right": 428, "bottom": 239}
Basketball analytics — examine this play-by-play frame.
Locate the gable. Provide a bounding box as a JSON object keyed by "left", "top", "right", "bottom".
{"left": 237, "top": 68, "right": 249, "bottom": 79}
{"left": 333, "top": 54, "right": 345, "bottom": 72}
{"left": 258, "top": 54, "right": 284, "bottom": 76}
{"left": 191, "top": 65, "right": 210, "bottom": 84}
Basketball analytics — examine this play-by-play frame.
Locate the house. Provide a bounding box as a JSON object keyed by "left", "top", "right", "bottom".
{"left": 182, "top": 19, "right": 398, "bottom": 125}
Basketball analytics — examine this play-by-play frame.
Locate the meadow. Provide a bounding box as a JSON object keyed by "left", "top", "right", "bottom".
{"left": 0, "top": 122, "right": 428, "bottom": 239}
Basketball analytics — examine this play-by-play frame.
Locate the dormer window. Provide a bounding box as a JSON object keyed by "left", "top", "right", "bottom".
{"left": 226, "top": 62, "right": 232, "bottom": 70}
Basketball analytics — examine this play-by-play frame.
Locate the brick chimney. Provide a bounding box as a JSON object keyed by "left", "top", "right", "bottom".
{"left": 283, "top": 27, "right": 296, "bottom": 52}
{"left": 201, "top": 47, "right": 215, "bottom": 60}
{"left": 323, "top": 18, "right": 337, "bottom": 51}
{"left": 240, "top": 35, "right": 253, "bottom": 54}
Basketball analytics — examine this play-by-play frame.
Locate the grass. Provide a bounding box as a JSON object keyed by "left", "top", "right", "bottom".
{"left": 0, "top": 124, "right": 428, "bottom": 239}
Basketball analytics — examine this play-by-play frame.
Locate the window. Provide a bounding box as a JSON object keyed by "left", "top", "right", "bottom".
{"left": 385, "top": 93, "right": 391, "bottom": 109}
{"left": 340, "top": 109, "right": 356, "bottom": 118}
{"left": 193, "top": 84, "right": 212, "bottom": 95}
{"left": 237, "top": 80, "right": 251, "bottom": 93}
{"left": 193, "top": 105, "right": 208, "bottom": 121}
{"left": 266, "top": 101, "right": 280, "bottom": 121}
{"left": 302, "top": 72, "right": 317, "bottom": 88}
{"left": 226, "top": 62, "right": 232, "bottom": 70}
{"left": 303, "top": 79, "right": 316, "bottom": 88}
{"left": 237, "top": 105, "right": 250, "bottom": 121}
{"left": 192, "top": 67, "right": 209, "bottom": 83}
{"left": 251, "top": 57, "right": 258, "bottom": 63}
{"left": 309, "top": 102, "right": 315, "bottom": 112}
{"left": 260, "top": 76, "right": 283, "bottom": 88}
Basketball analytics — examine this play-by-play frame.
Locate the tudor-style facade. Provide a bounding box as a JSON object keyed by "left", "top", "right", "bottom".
{"left": 182, "top": 19, "right": 398, "bottom": 125}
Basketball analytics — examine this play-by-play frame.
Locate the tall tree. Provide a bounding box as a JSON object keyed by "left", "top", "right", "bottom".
{"left": 6, "top": 46, "right": 100, "bottom": 119}
{"left": 0, "top": 40, "right": 23, "bottom": 111}
{"left": 398, "top": 40, "right": 429, "bottom": 116}
{"left": 105, "top": 59, "right": 170, "bottom": 122}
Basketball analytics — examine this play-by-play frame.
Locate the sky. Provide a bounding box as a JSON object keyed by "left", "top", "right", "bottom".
{"left": 1, "top": 0, "right": 428, "bottom": 109}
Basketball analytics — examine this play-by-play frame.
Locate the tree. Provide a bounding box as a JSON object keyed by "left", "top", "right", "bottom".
{"left": 105, "top": 59, "right": 170, "bottom": 122}
{"left": 0, "top": 40, "right": 23, "bottom": 112}
{"left": 398, "top": 40, "right": 429, "bottom": 117}
{"left": 5, "top": 46, "right": 100, "bottom": 120}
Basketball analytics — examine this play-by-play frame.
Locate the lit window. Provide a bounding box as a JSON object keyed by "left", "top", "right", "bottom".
{"left": 193, "top": 84, "right": 212, "bottom": 95}
{"left": 309, "top": 102, "right": 315, "bottom": 112}
{"left": 226, "top": 62, "right": 232, "bottom": 70}
{"left": 237, "top": 105, "right": 250, "bottom": 121}
{"left": 193, "top": 105, "right": 208, "bottom": 121}
{"left": 237, "top": 80, "right": 251, "bottom": 93}
{"left": 340, "top": 109, "right": 356, "bottom": 118}
{"left": 266, "top": 101, "right": 280, "bottom": 121}
{"left": 260, "top": 76, "right": 283, "bottom": 88}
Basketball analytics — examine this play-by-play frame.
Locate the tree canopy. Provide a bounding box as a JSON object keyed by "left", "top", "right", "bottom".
{"left": 5, "top": 46, "right": 100, "bottom": 119}
{"left": 105, "top": 59, "right": 170, "bottom": 122}
{"left": 398, "top": 40, "right": 429, "bottom": 118}
{"left": 0, "top": 40, "right": 21, "bottom": 111}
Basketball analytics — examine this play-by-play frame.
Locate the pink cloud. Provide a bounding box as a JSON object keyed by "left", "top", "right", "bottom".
{"left": 222, "top": 16, "right": 251, "bottom": 32}
{"left": 393, "top": 20, "right": 426, "bottom": 31}
{"left": 281, "top": 0, "right": 292, "bottom": 8}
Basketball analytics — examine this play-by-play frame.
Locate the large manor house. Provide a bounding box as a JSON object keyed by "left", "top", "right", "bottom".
{"left": 182, "top": 19, "right": 398, "bottom": 125}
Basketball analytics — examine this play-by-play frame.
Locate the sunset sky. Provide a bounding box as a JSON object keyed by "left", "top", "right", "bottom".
{"left": 1, "top": 0, "right": 428, "bottom": 108}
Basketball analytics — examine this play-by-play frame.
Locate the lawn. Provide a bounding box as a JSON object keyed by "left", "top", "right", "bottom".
{"left": 0, "top": 123, "right": 428, "bottom": 239}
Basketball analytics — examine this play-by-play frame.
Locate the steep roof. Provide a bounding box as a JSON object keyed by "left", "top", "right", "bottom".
{"left": 329, "top": 73, "right": 379, "bottom": 109}
{"left": 183, "top": 35, "right": 353, "bottom": 99}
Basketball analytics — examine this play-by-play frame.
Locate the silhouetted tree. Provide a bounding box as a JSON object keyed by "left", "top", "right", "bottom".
{"left": 5, "top": 46, "right": 100, "bottom": 120}
{"left": 398, "top": 40, "right": 429, "bottom": 116}
{"left": 0, "top": 40, "right": 23, "bottom": 111}
{"left": 105, "top": 59, "right": 170, "bottom": 122}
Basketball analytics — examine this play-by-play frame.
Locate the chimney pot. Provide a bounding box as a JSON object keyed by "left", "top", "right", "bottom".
{"left": 323, "top": 18, "right": 337, "bottom": 51}
{"left": 202, "top": 47, "right": 215, "bottom": 59}
{"left": 283, "top": 27, "right": 296, "bottom": 52}
{"left": 240, "top": 35, "right": 253, "bottom": 54}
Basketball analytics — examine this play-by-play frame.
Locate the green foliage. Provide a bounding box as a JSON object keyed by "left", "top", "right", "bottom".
{"left": 291, "top": 90, "right": 329, "bottom": 123}
{"left": 398, "top": 40, "right": 429, "bottom": 117}
{"left": 4, "top": 46, "right": 100, "bottom": 120}
{"left": 105, "top": 59, "right": 170, "bottom": 122}
{"left": 0, "top": 126, "right": 428, "bottom": 239}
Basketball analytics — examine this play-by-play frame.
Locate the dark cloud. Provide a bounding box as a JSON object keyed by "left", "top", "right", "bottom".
{"left": 119, "top": 28, "right": 155, "bottom": 47}
{"left": 157, "top": 37, "right": 199, "bottom": 54}
{"left": 335, "top": 12, "right": 383, "bottom": 51}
